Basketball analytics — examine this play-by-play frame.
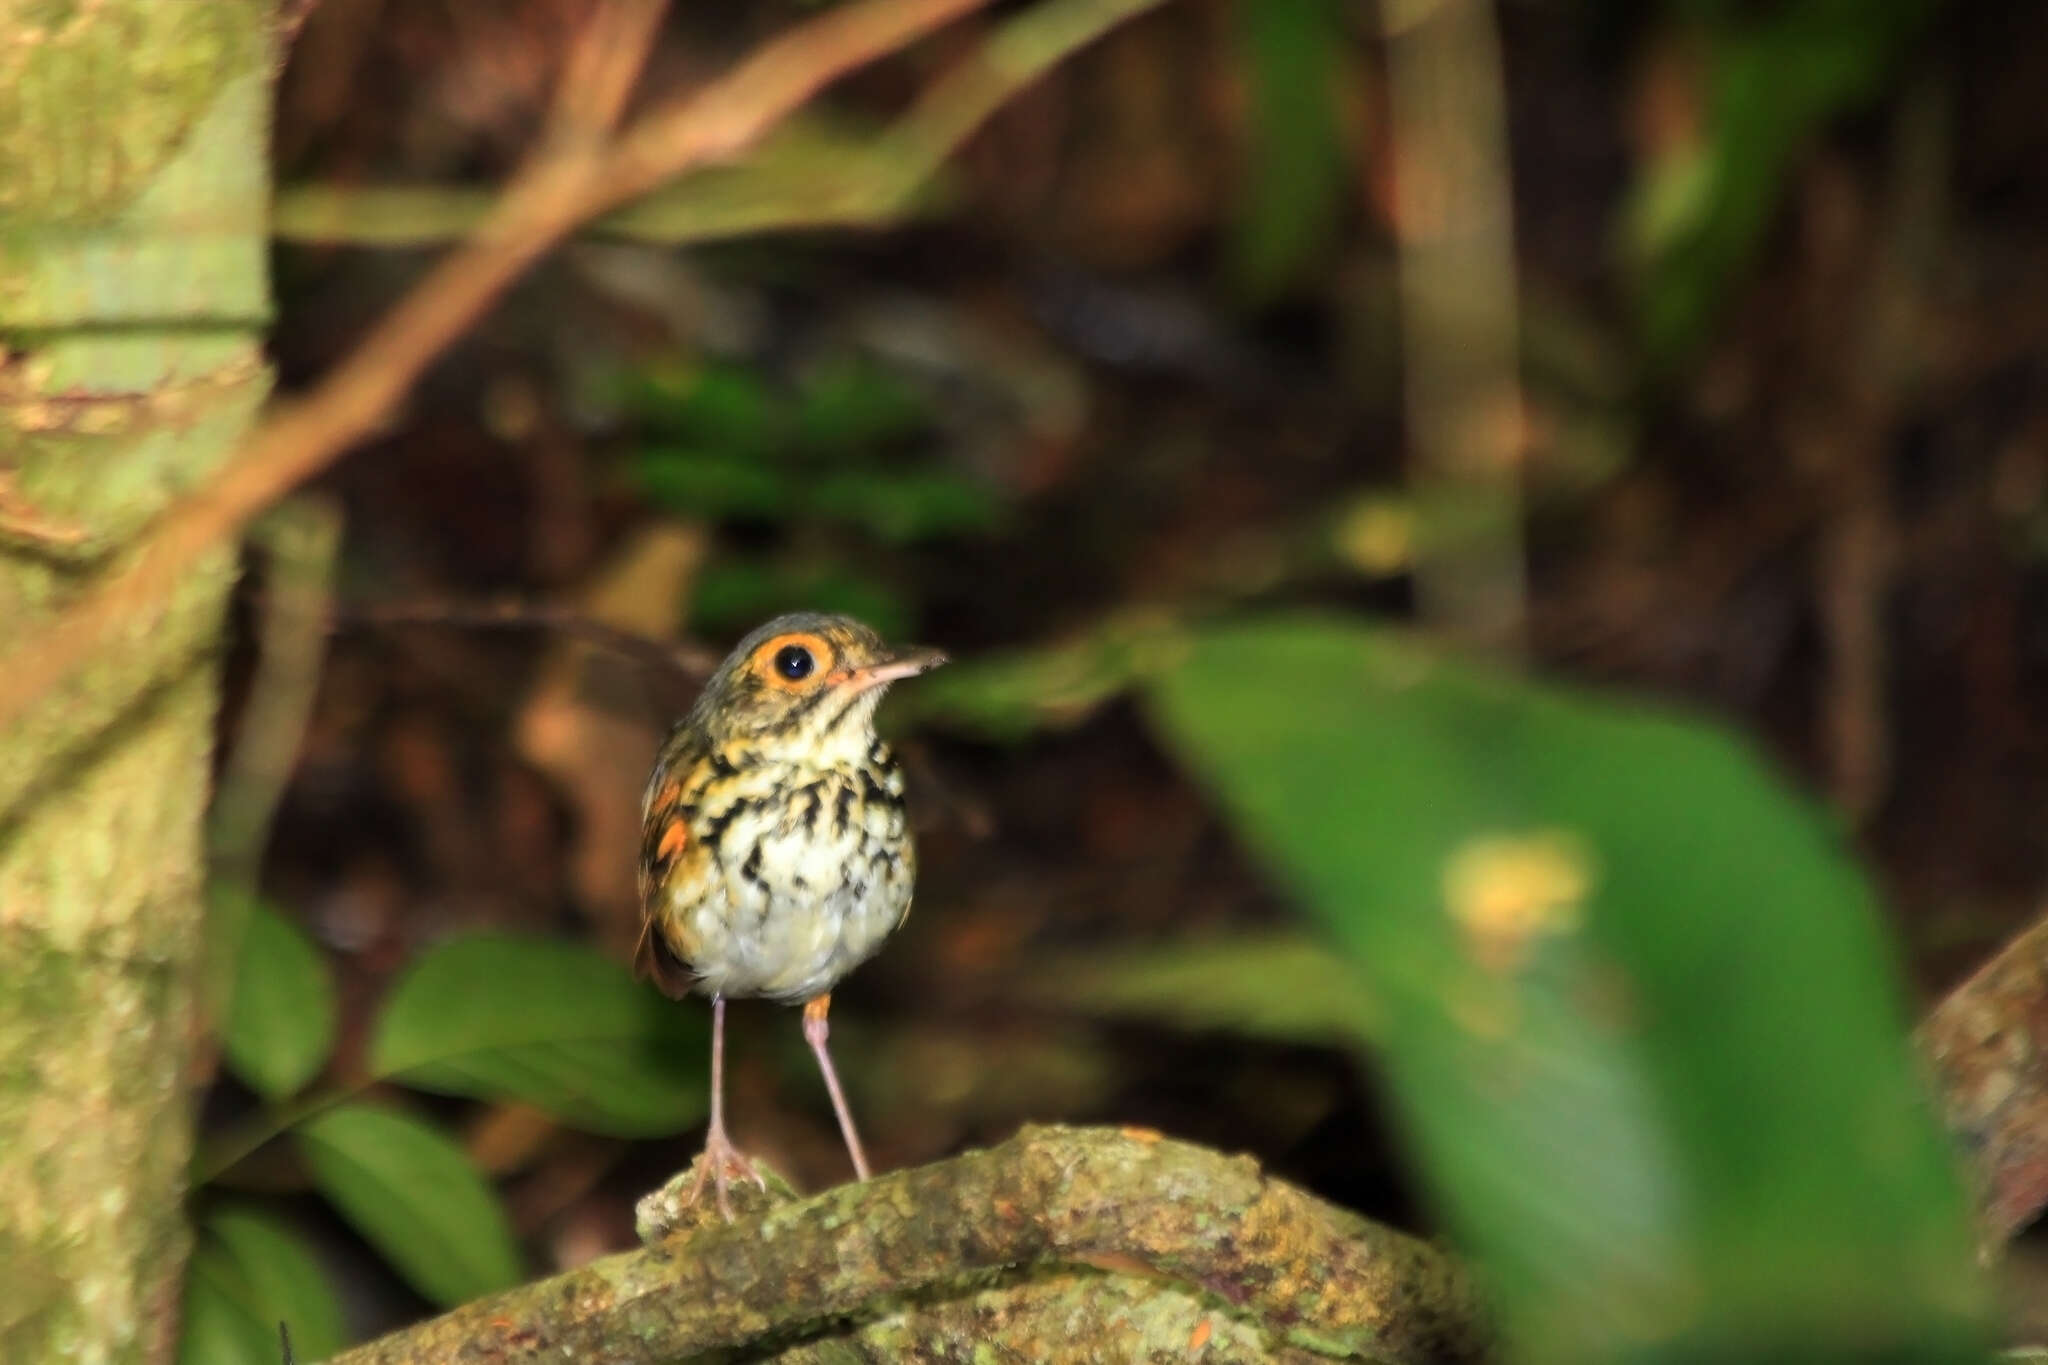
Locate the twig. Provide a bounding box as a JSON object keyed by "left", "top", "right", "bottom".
{"left": 204, "top": 498, "right": 344, "bottom": 1028}
{"left": 548, "top": 0, "right": 670, "bottom": 142}
{"left": 328, "top": 1124, "right": 1490, "bottom": 1365}
{"left": 1384, "top": 0, "right": 1527, "bottom": 651}
{"left": 0, "top": 0, "right": 993, "bottom": 741}
{"left": 340, "top": 596, "right": 719, "bottom": 682}
{"left": 1808, "top": 74, "right": 1945, "bottom": 825}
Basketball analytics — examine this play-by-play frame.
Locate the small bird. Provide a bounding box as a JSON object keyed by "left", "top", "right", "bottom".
{"left": 635, "top": 611, "right": 946, "bottom": 1216}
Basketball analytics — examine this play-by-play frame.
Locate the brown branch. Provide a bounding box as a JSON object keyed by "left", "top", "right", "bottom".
{"left": 328, "top": 1124, "right": 1490, "bottom": 1365}
{"left": 339, "top": 595, "right": 720, "bottom": 682}
{"left": 1385, "top": 0, "right": 1527, "bottom": 652}
{"left": 0, "top": 0, "right": 993, "bottom": 744}
{"left": 548, "top": 0, "right": 670, "bottom": 141}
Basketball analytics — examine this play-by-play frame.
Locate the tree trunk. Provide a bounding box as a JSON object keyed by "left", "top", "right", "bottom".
{"left": 0, "top": 4, "right": 275, "bottom": 1361}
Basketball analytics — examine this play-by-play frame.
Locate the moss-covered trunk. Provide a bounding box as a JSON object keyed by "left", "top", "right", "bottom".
{"left": 0, "top": 4, "right": 274, "bottom": 1361}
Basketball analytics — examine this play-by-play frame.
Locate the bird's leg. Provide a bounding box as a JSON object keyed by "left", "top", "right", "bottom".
{"left": 802, "top": 993, "right": 871, "bottom": 1181}
{"left": 688, "top": 994, "right": 763, "bottom": 1219}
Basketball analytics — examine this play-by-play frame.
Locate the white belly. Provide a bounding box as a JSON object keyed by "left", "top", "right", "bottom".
{"left": 673, "top": 765, "right": 912, "bottom": 1002}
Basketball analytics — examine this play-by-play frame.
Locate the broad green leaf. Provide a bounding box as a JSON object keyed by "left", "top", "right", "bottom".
{"left": 298, "top": 1102, "right": 521, "bottom": 1308}
{"left": 1146, "top": 616, "right": 1986, "bottom": 1361}
{"left": 369, "top": 934, "right": 707, "bottom": 1136}
{"left": 181, "top": 1204, "right": 346, "bottom": 1364}
{"left": 1021, "top": 933, "right": 1379, "bottom": 1046}
{"left": 221, "top": 893, "right": 337, "bottom": 1101}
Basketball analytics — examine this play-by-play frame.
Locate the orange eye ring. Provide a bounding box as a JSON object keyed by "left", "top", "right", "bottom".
{"left": 752, "top": 632, "right": 835, "bottom": 690}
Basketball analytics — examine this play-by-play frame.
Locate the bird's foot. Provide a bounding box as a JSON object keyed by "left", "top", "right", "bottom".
{"left": 686, "top": 1123, "right": 767, "bottom": 1221}
{"left": 637, "top": 1122, "right": 772, "bottom": 1239}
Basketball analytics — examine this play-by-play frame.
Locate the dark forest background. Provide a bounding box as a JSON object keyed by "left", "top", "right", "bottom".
{"left": 182, "top": 0, "right": 2048, "bottom": 1355}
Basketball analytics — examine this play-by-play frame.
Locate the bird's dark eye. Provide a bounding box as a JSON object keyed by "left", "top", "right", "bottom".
{"left": 774, "top": 644, "right": 815, "bottom": 681}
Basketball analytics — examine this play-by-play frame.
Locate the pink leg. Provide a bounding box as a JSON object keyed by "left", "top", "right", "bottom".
{"left": 803, "top": 994, "right": 871, "bottom": 1181}
{"left": 687, "top": 994, "right": 763, "bottom": 1219}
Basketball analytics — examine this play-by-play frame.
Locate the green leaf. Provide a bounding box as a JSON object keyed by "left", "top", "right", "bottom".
{"left": 904, "top": 614, "right": 1188, "bottom": 741}
{"left": 793, "top": 356, "right": 930, "bottom": 458}
{"left": 806, "top": 469, "right": 1002, "bottom": 543}
{"left": 179, "top": 1247, "right": 281, "bottom": 1365}
{"left": 220, "top": 893, "right": 337, "bottom": 1101}
{"left": 637, "top": 448, "right": 795, "bottom": 521}
{"left": 1625, "top": 1, "right": 1935, "bottom": 363}
{"left": 369, "top": 933, "right": 708, "bottom": 1136}
{"left": 1146, "top": 615, "right": 1987, "bottom": 1361}
{"left": 298, "top": 1102, "right": 522, "bottom": 1308}
{"left": 181, "top": 1204, "right": 346, "bottom": 1364}
{"left": 634, "top": 362, "right": 783, "bottom": 454}
{"left": 1021, "top": 933, "right": 1379, "bottom": 1046}
{"left": 1227, "top": 0, "right": 1348, "bottom": 303}
{"left": 274, "top": 112, "right": 914, "bottom": 248}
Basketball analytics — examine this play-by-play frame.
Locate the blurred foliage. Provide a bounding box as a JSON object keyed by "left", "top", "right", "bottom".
{"left": 370, "top": 933, "right": 708, "bottom": 1136}
{"left": 182, "top": 925, "right": 707, "bottom": 1358}
{"left": 297, "top": 1102, "right": 524, "bottom": 1308}
{"left": 1020, "top": 932, "right": 1379, "bottom": 1047}
{"left": 179, "top": 1204, "right": 346, "bottom": 1365}
{"left": 220, "top": 891, "right": 336, "bottom": 1102}
{"left": 903, "top": 612, "right": 1189, "bottom": 740}
{"left": 1228, "top": 0, "right": 1350, "bottom": 304}
{"left": 202, "top": 0, "right": 2036, "bottom": 1353}
{"left": 273, "top": 110, "right": 948, "bottom": 247}
{"left": 1623, "top": 0, "right": 1936, "bottom": 363}
{"left": 628, "top": 354, "right": 1004, "bottom": 637}
{"left": 902, "top": 605, "right": 1999, "bottom": 1356}
{"left": 1145, "top": 617, "right": 1986, "bottom": 1361}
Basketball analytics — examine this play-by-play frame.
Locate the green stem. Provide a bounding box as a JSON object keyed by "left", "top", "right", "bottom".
{"left": 194, "top": 1085, "right": 366, "bottom": 1186}
{"left": 273, "top": 0, "right": 1169, "bottom": 249}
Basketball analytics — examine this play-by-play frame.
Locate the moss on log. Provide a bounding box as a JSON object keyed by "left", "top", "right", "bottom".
{"left": 332, "top": 1124, "right": 1491, "bottom": 1364}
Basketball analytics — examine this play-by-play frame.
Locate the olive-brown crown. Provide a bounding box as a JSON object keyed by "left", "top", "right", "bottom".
{"left": 686, "top": 612, "right": 941, "bottom": 762}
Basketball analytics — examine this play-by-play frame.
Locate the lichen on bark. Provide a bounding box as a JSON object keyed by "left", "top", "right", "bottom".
{"left": 0, "top": 1, "right": 274, "bottom": 1361}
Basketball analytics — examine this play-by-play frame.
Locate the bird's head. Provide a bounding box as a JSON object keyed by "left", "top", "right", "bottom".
{"left": 690, "top": 612, "right": 946, "bottom": 762}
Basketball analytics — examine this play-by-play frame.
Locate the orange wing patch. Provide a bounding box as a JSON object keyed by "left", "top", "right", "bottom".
{"left": 639, "top": 773, "right": 691, "bottom": 888}
{"left": 636, "top": 754, "right": 709, "bottom": 999}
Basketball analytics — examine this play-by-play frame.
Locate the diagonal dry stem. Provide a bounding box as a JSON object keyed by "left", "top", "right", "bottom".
{"left": 548, "top": 0, "right": 671, "bottom": 141}
{"left": 0, "top": 0, "right": 993, "bottom": 752}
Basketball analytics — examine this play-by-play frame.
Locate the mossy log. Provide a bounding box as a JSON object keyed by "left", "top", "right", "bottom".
{"left": 331, "top": 1124, "right": 1491, "bottom": 1365}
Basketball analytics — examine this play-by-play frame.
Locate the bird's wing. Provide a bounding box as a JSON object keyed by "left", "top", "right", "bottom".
{"left": 634, "top": 730, "right": 717, "bottom": 999}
